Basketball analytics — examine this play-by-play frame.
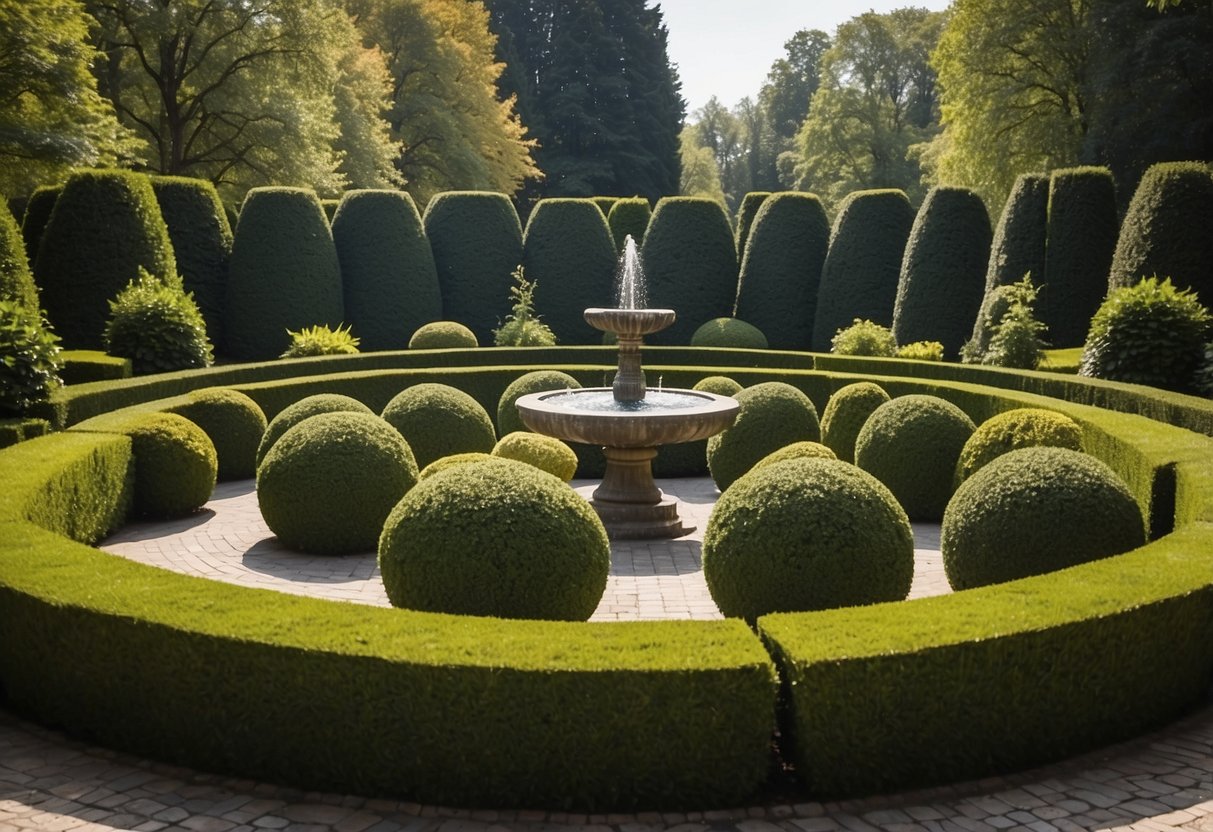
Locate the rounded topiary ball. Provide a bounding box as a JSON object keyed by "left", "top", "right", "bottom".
{"left": 703, "top": 457, "right": 913, "bottom": 622}
{"left": 820, "top": 382, "right": 890, "bottom": 463}
{"left": 942, "top": 447, "right": 1145, "bottom": 590}
{"left": 381, "top": 383, "right": 496, "bottom": 469}
{"left": 854, "top": 394, "right": 975, "bottom": 521}
{"left": 693, "top": 375, "right": 743, "bottom": 397}
{"left": 493, "top": 432, "right": 578, "bottom": 481}
{"left": 408, "top": 321, "right": 478, "bottom": 349}
{"left": 257, "top": 411, "right": 418, "bottom": 555}
{"left": 497, "top": 370, "right": 582, "bottom": 436}
{"left": 126, "top": 412, "right": 217, "bottom": 518}
{"left": 690, "top": 317, "right": 769, "bottom": 349}
{"left": 751, "top": 441, "right": 836, "bottom": 473}
{"left": 956, "top": 408, "right": 1083, "bottom": 484}
{"left": 418, "top": 452, "right": 495, "bottom": 480}
{"left": 378, "top": 457, "right": 609, "bottom": 620}
{"left": 707, "top": 381, "right": 821, "bottom": 492}
{"left": 167, "top": 388, "right": 266, "bottom": 481}
{"left": 256, "top": 393, "right": 373, "bottom": 467}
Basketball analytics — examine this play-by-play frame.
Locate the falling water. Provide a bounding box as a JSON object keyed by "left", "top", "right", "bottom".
{"left": 615, "top": 235, "right": 648, "bottom": 310}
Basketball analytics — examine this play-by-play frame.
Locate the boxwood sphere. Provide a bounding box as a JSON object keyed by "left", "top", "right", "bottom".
{"left": 493, "top": 432, "right": 578, "bottom": 481}
{"left": 942, "top": 447, "right": 1145, "bottom": 590}
{"left": 854, "top": 395, "right": 975, "bottom": 521}
{"left": 690, "top": 318, "right": 769, "bottom": 349}
{"left": 126, "top": 413, "right": 217, "bottom": 518}
{"left": 408, "top": 321, "right": 478, "bottom": 349}
{"left": 752, "top": 441, "right": 836, "bottom": 473}
{"left": 693, "top": 375, "right": 743, "bottom": 397}
{"left": 257, "top": 394, "right": 373, "bottom": 467}
{"left": 497, "top": 370, "right": 582, "bottom": 436}
{"left": 381, "top": 383, "right": 497, "bottom": 469}
{"left": 703, "top": 457, "right": 913, "bottom": 622}
{"left": 956, "top": 408, "right": 1083, "bottom": 484}
{"left": 167, "top": 388, "right": 266, "bottom": 481}
{"left": 707, "top": 382, "right": 821, "bottom": 492}
{"left": 418, "top": 452, "right": 495, "bottom": 480}
{"left": 378, "top": 457, "right": 610, "bottom": 620}
{"left": 257, "top": 411, "right": 418, "bottom": 555}
{"left": 820, "top": 382, "right": 890, "bottom": 463}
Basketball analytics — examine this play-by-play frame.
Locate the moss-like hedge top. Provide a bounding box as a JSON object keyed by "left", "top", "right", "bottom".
{"left": 0, "top": 199, "right": 37, "bottom": 310}
{"left": 256, "top": 393, "right": 373, "bottom": 467}
{"left": 606, "top": 197, "right": 651, "bottom": 251}
{"left": 734, "top": 191, "right": 771, "bottom": 260}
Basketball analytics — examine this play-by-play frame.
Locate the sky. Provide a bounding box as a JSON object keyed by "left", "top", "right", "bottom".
{"left": 658, "top": 0, "right": 953, "bottom": 115}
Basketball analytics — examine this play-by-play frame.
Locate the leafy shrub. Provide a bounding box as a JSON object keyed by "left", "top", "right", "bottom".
{"left": 703, "top": 457, "right": 913, "bottom": 623}
{"left": 733, "top": 191, "right": 770, "bottom": 260}
{"left": 418, "top": 452, "right": 495, "bottom": 480}
{"left": 830, "top": 319, "right": 897, "bottom": 357}
{"left": 956, "top": 408, "right": 1083, "bottom": 484}
{"left": 942, "top": 447, "right": 1145, "bottom": 590}
{"left": 331, "top": 189, "right": 441, "bottom": 351}
{"left": 493, "top": 266, "right": 557, "bottom": 347}
{"left": 497, "top": 370, "right": 582, "bottom": 436}
{"left": 820, "top": 382, "right": 890, "bottom": 464}
{"left": 751, "top": 441, "right": 836, "bottom": 472}
{"left": 896, "top": 341, "right": 943, "bottom": 361}
{"left": 523, "top": 199, "right": 616, "bottom": 343}
{"left": 735, "top": 192, "right": 830, "bottom": 349}
{"left": 812, "top": 189, "right": 916, "bottom": 352}
{"left": 692, "top": 375, "right": 743, "bottom": 397}
{"left": 690, "top": 317, "right": 768, "bottom": 349}
{"left": 381, "top": 382, "right": 497, "bottom": 469}
{"left": 20, "top": 184, "right": 60, "bottom": 268}
{"left": 256, "top": 393, "right": 373, "bottom": 466}
{"left": 280, "top": 324, "right": 360, "bottom": 358}
{"left": 103, "top": 271, "right": 213, "bottom": 375}
{"left": 0, "top": 300, "right": 61, "bottom": 416}
{"left": 984, "top": 296, "right": 1047, "bottom": 370}
{"left": 854, "top": 394, "right": 975, "bottom": 521}
{"left": 125, "top": 412, "right": 217, "bottom": 518}
{"left": 224, "top": 187, "right": 343, "bottom": 360}
{"left": 964, "top": 275, "right": 1044, "bottom": 366}
{"left": 408, "top": 321, "right": 478, "bottom": 349}
{"left": 1079, "top": 276, "right": 1210, "bottom": 392}
{"left": 706, "top": 381, "right": 821, "bottom": 491}
{"left": 606, "top": 197, "right": 651, "bottom": 251}
{"left": 0, "top": 199, "right": 37, "bottom": 309}
{"left": 493, "top": 431, "right": 578, "bottom": 481}
{"left": 257, "top": 411, "right": 418, "bottom": 555}
{"left": 378, "top": 457, "right": 610, "bottom": 620}
{"left": 165, "top": 388, "right": 266, "bottom": 481}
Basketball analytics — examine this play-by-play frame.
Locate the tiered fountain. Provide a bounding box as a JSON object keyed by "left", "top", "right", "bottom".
{"left": 515, "top": 237, "right": 739, "bottom": 539}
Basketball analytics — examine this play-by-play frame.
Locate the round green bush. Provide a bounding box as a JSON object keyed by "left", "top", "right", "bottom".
{"left": 733, "top": 191, "right": 770, "bottom": 260}
{"left": 0, "top": 300, "right": 61, "bottom": 417}
{"left": 692, "top": 375, "right": 742, "bottom": 397}
{"left": 493, "top": 431, "right": 578, "bottom": 481}
{"left": 224, "top": 187, "right": 343, "bottom": 361}
{"left": 707, "top": 381, "right": 821, "bottom": 492}
{"left": 125, "top": 412, "right": 217, "bottom": 518}
{"left": 256, "top": 393, "right": 373, "bottom": 466}
{"left": 423, "top": 191, "right": 523, "bottom": 346}
{"left": 166, "top": 388, "right": 267, "bottom": 481}
{"left": 690, "top": 318, "right": 768, "bottom": 349}
{"left": 103, "top": 272, "right": 213, "bottom": 375}
{"left": 820, "top": 382, "right": 890, "bottom": 464}
{"left": 703, "top": 457, "right": 913, "bottom": 623}
{"left": 20, "top": 185, "right": 60, "bottom": 270}
{"left": 378, "top": 457, "right": 609, "bottom": 620}
{"left": 854, "top": 394, "right": 976, "bottom": 521}
{"left": 257, "top": 411, "right": 418, "bottom": 555}
{"left": 418, "top": 452, "right": 495, "bottom": 480}
{"left": 331, "top": 189, "right": 441, "bottom": 351}
{"left": 942, "top": 447, "right": 1145, "bottom": 590}
{"left": 751, "top": 441, "right": 836, "bottom": 472}
{"left": 606, "top": 197, "right": 651, "bottom": 251}
{"left": 497, "top": 370, "right": 582, "bottom": 436}
{"left": 735, "top": 192, "right": 830, "bottom": 350}
{"left": 956, "top": 408, "right": 1083, "bottom": 484}
{"left": 812, "top": 189, "right": 915, "bottom": 352}
{"left": 0, "top": 200, "right": 37, "bottom": 310}
{"left": 381, "top": 383, "right": 497, "bottom": 469}
{"left": 408, "top": 321, "right": 478, "bottom": 349}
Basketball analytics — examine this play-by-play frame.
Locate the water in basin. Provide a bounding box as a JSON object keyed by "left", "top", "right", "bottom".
{"left": 549, "top": 390, "right": 706, "bottom": 413}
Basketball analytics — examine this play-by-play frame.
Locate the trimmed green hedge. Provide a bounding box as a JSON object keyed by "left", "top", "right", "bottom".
{"left": 0, "top": 417, "right": 50, "bottom": 449}
{"left": 734, "top": 191, "right": 770, "bottom": 261}
{"left": 972, "top": 174, "right": 1048, "bottom": 349}
{"left": 332, "top": 190, "right": 441, "bottom": 351}
{"left": 59, "top": 351, "right": 132, "bottom": 385}
{"left": 606, "top": 197, "right": 651, "bottom": 251}
{"left": 423, "top": 191, "right": 523, "bottom": 346}
{"left": 0, "top": 199, "right": 37, "bottom": 310}
{"left": 19, "top": 185, "right": 60, "bottom": 271}
{"left": 735, "top": 193, "right": 830, "bottom": 350}
{"left": 812, "top": 190, "right": 915, "bottom": 352}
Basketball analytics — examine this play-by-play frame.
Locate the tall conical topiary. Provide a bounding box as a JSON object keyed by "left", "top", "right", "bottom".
{"left": 641, "top": 197, "right": 738, "bottom": 345}
{"left": 34, "top": 170, "right": 179, "bottom": 350}
{"left": 423, "top": 191, "right": 523, "bottom": 345}
{"left": 523, "top": 198, "right": 617, "bottom": 344}
{"left": 20, "top": 185, "right": 60, "bottom": 270}
{"left": 1041, "top": 167, "right": 1118, "bottom": 348}
{"left": 1109, "top": 161, "right": 1213, "bottom": 305}
{"left": 734, "top": 191, "right": 771, "bottom": 262}
{"left": 812, "top": 190, "right": 915, "bottom": 352}
{"left": 606, "top": 197, "right": 651, "bottom": 251}
{"left": 331, "top": 190, "right": 441, "bottom": 351}
{"left": 0, "top": 200, "right": 37, "bottom": 310}
{"left": 735, "top": 192, "right": 830, "bottom": 350}
{"left": 224, "top": 187, "right": 342, "bottom": 361}
{"left": 892, "top": 186, "right": 993, "bottom": 358}
{"left": 152, "top": 176, "right": 232, "bottom": 351}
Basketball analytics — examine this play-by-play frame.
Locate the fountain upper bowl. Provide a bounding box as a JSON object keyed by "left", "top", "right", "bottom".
{"left": 515, "top": 388, "right": 739, "bottom": 448}
{"left": 584, "top": 308, "right": 676, "bottom": 339}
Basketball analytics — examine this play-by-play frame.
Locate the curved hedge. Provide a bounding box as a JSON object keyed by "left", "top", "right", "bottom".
{"left": 606, "top": 197, "right": 651, "bottom": 251}
{"left": 0, "top": 200, "right": 37, "bottom": 310}
{"left": 1109, "top": 161, "right": 1213, "bottom": 304}
{"left": 735, "top": 193, "right": 830, "bottom": 350}
{"left": 34, "top": 170, "right": 179, "bottom": 350}
{"left": 224, "top": 188, "right": 343, "bottom": 361}
{"left": 1041, "top": 167, "right": 1119, "bottom": 348}
{"left": 331, "top": 190, "right": 441, "bottom": 352}
{"left": 641, "top": 197, "right": 738, "bottom": 345}
{"left": 892, "top": 187, "right": 993, "bottom": 359}
{"left": 812, "top": 190, "right": 915, "bottom": 352}
{"left": 423, "top": 191, "right": 523, "bottom": 346}
{"left": 522, "top": 199, "right": 617, "bottom": 344}
{"left": 734, "top": 191, "right": 771, "bottom": 261}
{"left": 19, "top": 185, "right": 60, "bottom": 271}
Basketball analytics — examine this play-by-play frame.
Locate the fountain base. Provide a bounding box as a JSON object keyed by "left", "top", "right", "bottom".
{"left": 588, "top": 446, "right": 693, "bottom": 539}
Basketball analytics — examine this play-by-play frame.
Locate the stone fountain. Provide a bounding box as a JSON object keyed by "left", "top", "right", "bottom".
{"left": 515, "top": 237, "right": 739, "bottom": 539}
